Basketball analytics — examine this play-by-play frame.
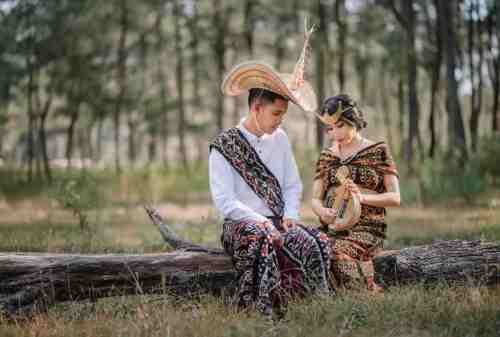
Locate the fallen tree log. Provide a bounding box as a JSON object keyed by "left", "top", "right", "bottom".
{"left": 0, "top": 207, "right": 499, "bottom": 317}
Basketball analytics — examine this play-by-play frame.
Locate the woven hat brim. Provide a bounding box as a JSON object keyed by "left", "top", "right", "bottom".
{"left": 221, "top": 61, "right": 317, "bottom": 113}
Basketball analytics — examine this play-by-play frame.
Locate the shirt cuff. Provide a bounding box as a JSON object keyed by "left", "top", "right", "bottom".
{"left": 283, "top": 209, "right": 300, "bottom": 221}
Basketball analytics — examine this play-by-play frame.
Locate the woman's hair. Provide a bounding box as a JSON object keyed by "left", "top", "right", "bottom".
{"left": 321, "top": 94, "right": 367, "bottom": 130}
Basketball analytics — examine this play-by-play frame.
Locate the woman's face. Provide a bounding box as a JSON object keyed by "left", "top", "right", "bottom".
{"left": 325, "top": 119, "right": 357, "bottom": 145}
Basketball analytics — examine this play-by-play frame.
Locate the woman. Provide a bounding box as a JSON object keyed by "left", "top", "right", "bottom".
{"left": 311, "top": 94, "right": 401, "bottom": 292}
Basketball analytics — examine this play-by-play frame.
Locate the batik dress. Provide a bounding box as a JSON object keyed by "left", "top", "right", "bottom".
{"left": 314, "top": 141, "right": 398, "bottom": 290}
{"left": 211, "top": 128, "right": 331, "bottom": 317}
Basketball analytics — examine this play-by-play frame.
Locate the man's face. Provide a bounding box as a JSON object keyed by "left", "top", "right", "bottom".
{"left": 254, "top": 98, "right": 289, "bottom": 134}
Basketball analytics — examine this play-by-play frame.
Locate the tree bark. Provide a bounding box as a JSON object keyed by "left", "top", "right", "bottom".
{"left": 174, "top": 0, "right": 188, "bottom": 171}
{"left": 335, "top": 0, "right": 347, "bottom": 92}
{"left": 65, "top": 100, "right": 81, "bottom": 170}
{"left": 38, "top": 90, "right": 53, "bottom": 182}
{"left": 468, "top": 0, "right": 485, "bottom": 152}
{"left": 212, "top": 0, "right": 230, "bottom": 133}
{"left": 494, "top": 2, "right": 500, "bottom": 131}
{"left": 486, "top": 2, "right": 500, "bottom": 132}
{"left": 154, "top": 9, "right": 169, "bottom": 168}
{"left": 315, "top": 0, "right": 329, "bottom": 150}
{"left": 380, "top": 67, "right": 394, "bottom": 151}
{"left": 113, "top": 0, "right": 129, "bottom": 173}
{"left": 438, "top": 1, "right": 468, "bottom": 159}
{"left": 26, "top": 55, "right": 35, "bottom": 182}
{"left": 1, "top": 207, "right": 500, "bottom": 318}
{"left": 390, "top": 0, "right": 421, "bottom": 166}
{"left": 425, "top": 0, "right": 443, "bottom": 159}
{"left": 397, "top": 74, "right": 405, "bottom": 155}
{"left": 243, "top": 0, "right": 255, "bottom": 57}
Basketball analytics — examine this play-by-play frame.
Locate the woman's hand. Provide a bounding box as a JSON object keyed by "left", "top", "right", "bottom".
{"left": 345, "top": 179, "right": 365, "bottom": 204}
{"left": 319, "top": 207, "right": 337, "bottom": 224}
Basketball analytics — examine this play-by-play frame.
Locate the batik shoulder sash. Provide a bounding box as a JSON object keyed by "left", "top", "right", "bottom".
{"left": 209, "top": 127, "right": 284, "bottom": 217}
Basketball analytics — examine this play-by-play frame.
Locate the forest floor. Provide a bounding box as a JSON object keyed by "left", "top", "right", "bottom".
{"left": 0, "top": 195, "right": 499, "bottom": 336}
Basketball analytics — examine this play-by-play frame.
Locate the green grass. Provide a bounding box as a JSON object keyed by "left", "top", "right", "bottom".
{"left": 1, "top": 285, "right": 499, "bottom": 337}
{"left": 1, "top": 165, "right": 500, "bottom": 336}
{"left": 0, "top": 203, "right": 499, "bottom": 336}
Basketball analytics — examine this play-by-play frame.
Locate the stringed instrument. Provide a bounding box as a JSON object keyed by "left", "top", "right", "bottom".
{"left": 323, "top": 165, "right": 361, "bottom": 231}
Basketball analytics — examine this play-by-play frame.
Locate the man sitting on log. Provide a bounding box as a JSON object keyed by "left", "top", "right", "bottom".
{"left": 209, "top": 27, "right": 332, "bottom": 318}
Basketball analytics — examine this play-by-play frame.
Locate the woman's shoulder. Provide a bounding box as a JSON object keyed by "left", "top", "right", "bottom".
{"left": 360, "top": 139, "right": 391, "bottom": 154}
{"left": 317, "top": 147, "right": 339, "bottom": 161}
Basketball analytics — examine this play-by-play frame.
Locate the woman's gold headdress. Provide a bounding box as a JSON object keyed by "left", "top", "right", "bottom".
{"left": 317, "top": 101, "right": 356, "bottom": 126}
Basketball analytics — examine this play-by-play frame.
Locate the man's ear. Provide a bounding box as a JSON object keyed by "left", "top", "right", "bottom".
{"left": 252, "top": 101, "right": 261, "bottom": 114}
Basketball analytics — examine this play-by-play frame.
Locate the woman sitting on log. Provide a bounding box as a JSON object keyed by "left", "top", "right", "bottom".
{"left": 311, "top": 94, "right": 401, "bottom": 292}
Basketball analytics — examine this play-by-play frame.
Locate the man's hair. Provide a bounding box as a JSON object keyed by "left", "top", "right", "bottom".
{"left": 248, "top": 88, "right": 287, "bottom": 108}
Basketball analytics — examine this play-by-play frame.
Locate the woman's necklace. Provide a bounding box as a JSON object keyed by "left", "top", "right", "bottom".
{"left": 338, "top": 136, "right": 365, "bottom": 162}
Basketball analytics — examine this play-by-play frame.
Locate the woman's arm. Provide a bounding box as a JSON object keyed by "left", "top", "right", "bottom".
{"left": 347, "top": 174, "right": 400, "bottom": 208}
{"left": 311, "top": 179, "right": 337, "bottom": 223}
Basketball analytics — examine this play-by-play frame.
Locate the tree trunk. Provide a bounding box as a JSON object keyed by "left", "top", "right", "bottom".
{"left": 468, "top": 0, "right": 485, "bottom": 152}
{"left": 38, "top": 93, "right": 53, "bottom": 182}
{"left": 174, "top": 0, "right": 188, "bottom": 171}
{"left": 243, "top": 0, "right": 255, "bottom": 57}
{"left": 335, "top": 0, "right": 347, "bottom": 92}
{"left": 427, "top": 0, "right": 443, "bottom": 158}
{"left": 393, "top": 0, "right": 421, "bottom": 166}
{"left": 495, "top": 2, "right": 500, "bottom": 131}
{"left": 113, "top": 0, "right": 129, "bottom": 173}
{"left": 65, "top": 103, "right": 81, "bottom": 169}
{"left": 315, "top": 0, "right": 328, "bottom": 150}
{"left": 26, "top": 56, "right": 35, "bottom": 182}
{"left": 96, "top": 116, "right": 104, "bottom": 162}
{"left": 380, "top": 67, "right": 394, "bottom": 151}
{"left": 487, "top": 2, "right": 500, "bottom": 132}
{"left": 190, "top": 6, "right": 202, "bottom": 108}
{"left": 154, "top": 10, "right": 169, "bottom": 168}
{"left": 438, "top": 1, "right": 468, "bottom": 159}
{"left": 356, "top": 45, "right": 369, "bottom": 103}
{"left": 213, "top": 0, "right": 229, "bottom": 133}
{"left": 397, "top": 74, "right": 405, "bottom": 155}
{"left": 1, "top": 207, "right": 500, "bottom": 318}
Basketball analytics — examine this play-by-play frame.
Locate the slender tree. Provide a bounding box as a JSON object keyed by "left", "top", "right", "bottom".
{"left": 468, "top": 0, "right": 485, "bottom": 151}
{"left": 334, "top": 0, "right": 347, "bottom": 92}
{"left": 438, "top": 0, "right": 468, "bottom": 159}
{"left": 387, "top": 0, "right": 422, "bottom": 166}
{"left": 113, "top": 0, "right": 130, "bottom": 173}
{"left": 173, "top": 0, "right": 188, "bottom": 170}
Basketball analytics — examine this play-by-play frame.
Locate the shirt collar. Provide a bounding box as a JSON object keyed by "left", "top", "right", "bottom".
{"left": 238, "top": 118, "right": 262, "bottom": 142}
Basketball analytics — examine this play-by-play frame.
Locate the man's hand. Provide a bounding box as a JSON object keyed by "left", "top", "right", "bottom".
{"left": 281, "top": 218, "right": 297, "bottom": 232}
{"left": 319, "top": 207, "right": 337, "bottom": 224}
{"left": 259, "top": 220, "right": 283, "bottom": 248}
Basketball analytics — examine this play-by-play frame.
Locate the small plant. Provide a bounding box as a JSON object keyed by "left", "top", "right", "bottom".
{"left": 50, "top": 172, "right": 103, "bottom": 233}
{"left": 477, "top": 133, "right": 500, "bottom": 185}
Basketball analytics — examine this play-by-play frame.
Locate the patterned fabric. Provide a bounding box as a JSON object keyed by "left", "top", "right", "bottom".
{"left": 314, "top": 141, "right": 398, "bottom": 290}
{"left": 212, "top": 127, "right": 331, "bottom": 316}
{"left": 221, "top": 220, "right": 331, "bottom": 317}
{"left": 210, "top": 127, "right": 285, "bottom": 217}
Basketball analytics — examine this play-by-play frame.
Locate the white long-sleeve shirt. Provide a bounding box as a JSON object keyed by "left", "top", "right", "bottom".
{"left": 209, "top": 120, "right": 303, "bottom": 223}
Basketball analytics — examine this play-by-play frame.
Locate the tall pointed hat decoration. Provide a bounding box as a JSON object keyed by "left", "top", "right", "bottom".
{"left": 221, "top": 18, "right": 318, "bottom": 113}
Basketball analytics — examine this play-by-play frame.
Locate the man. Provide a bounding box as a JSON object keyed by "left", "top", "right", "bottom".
{"left": 209, "top": 27, "right": 331, "bottom": 318}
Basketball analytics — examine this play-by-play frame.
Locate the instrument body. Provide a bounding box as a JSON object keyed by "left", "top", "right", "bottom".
{"left": 323, "top": 166, "right": 361, "bottom": 231}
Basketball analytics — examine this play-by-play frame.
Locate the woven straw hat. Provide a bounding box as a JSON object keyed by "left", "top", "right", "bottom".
{"left": 221, "top": 24, "right": 317, "bottom": 113}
